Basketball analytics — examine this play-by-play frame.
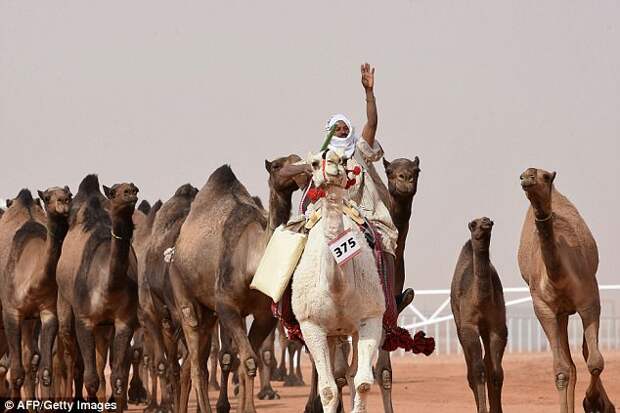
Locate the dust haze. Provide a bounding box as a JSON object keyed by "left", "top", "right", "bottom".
{"left": 1, "top": 1, "right": 618, "bottom": 295}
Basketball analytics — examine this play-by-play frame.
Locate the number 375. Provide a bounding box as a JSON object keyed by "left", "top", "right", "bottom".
{"left": 334, "top": 238, "right": 357, "bottom": 258}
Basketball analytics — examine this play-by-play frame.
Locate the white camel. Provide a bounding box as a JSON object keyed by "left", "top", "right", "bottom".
{"left": 292, "top": 149, "right": 385, "bottom": 413}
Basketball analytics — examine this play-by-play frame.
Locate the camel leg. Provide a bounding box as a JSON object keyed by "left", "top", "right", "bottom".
{"left": 482, "top": 328, "right": 506, "bottom": 413}
{"left": 257, "top": 327, "right": 278, "bottom": 399}
{"left": 109, "top": 321, "right": 136, "bottom": 409}
{"left": 216, "top": 328, "right": 236, "bottom": 413}
{"left": 20, "top": 319, "right": 38, "bottom": 401}
{"left": 2, "top": 310, "right": 25, "bottom": 400}
{"left": 216, "top": 303, "right": 262, "bottom": 413}
{"left": 57, "top": 294, "right": 78, "bottom": 400}
{"left": 537, "top": 312, "right": 574, "bottom": 413}
{"left": 304, "top": 357, "right": 323, "bottom": 413}
{"left": 246, "top": 313, "right": 279, "bottom": 406}
{"left": 375, "top": 349, "right": 393, "bottom": 413}
{"left": 273, "top": 324, "right": 288, "bottom": 382}
{"left": 352, "top": 317, "right": 382, "bottom": 413}
{"left": 579, "top": 306, "right": 615, "bottom": 412}
{"left": 37, "top": 309, "right": 58, "bottom": 400}
{"left": 458, "top": 324, "right": 488, "bottom": 413}
{"left": 295, "top": 344, "right": 304, "bottom": 384}
{"left": 300, "top": 321, "right": 339, "bottom": 413}
{"left": 209, "top": 323, "right": 221, "bottom": 391}
{"left": 176, "top": 302, "right": 212, "bottom": 413}
{"left": 94, "top": 326, "right": 111, "bottom": 401}
{"left": 128, "top": 329, "right": 148, "bottom": 405}
{"left": 0, "top": 333, "right": 10, "bottom": 399}
{"left": 177, "top": 354, "right": 191, "bottom": 413}
{"left": 74, "top": 320, "right": 98, "bottom": 401}
{"left": 161, "top": 327, "right": 180, "bottom": 413}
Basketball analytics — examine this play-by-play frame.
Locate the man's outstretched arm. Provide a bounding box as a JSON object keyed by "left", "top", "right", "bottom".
{"left": 361, "top": 62, "right": 377, "bottom": 147}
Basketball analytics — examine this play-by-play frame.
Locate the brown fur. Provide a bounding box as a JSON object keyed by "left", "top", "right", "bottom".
{"left": 0, "top": 186, "right": 72, "bottom": 400}
{"left": 138, "top": 183, "right": 198, "bottom": 412}
{"left": 169, "top": 155, "right": 300, "bottom": 413}
{"left": 56, "top": 174, "right": 139, "bottom": 407}
{"left": 451, "top": 217, "right": 507, "bottom": 413}
{"left": 518, "top": 168, "right": 614, "bottom": 413}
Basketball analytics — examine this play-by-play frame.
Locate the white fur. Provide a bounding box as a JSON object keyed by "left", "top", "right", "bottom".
{"left": 292, "top": 150, "right": 385, "bottom": 413}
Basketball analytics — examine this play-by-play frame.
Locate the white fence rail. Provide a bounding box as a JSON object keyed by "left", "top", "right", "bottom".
{"left": 398, "top": 285, "right": 620, "bottom": 356}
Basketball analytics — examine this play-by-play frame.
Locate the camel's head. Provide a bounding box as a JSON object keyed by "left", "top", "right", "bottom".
{"left": 468, "top": 217, "right": 494, "bottom": 249}
{"left": 174, "top": 183, "right": 199, "bottom": 201}
{"left": 520, "top": 168, "right": 556, "bottom": 211}
{"left": 103, "top": 182, "right": 139, "bottom": 213}
{"left": 265, "top": 154, "right": 303, "bottom": 193}
{"left": 38, "top": 186, "right": 72, "bottom": 218}
{"left": 307, "top": 149, "right": 349, "bottom": 189}
{"left": 383, "top": 156, "right": 420, "bottom": 198}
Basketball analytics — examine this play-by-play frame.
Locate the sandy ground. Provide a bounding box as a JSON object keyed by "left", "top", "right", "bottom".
{"left": 128, "top": 351, "right": 620, "bottom": 412}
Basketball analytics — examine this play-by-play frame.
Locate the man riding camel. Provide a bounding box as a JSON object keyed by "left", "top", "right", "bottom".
{"left": 281, "top": 62, "right": 410, "bottom": 309}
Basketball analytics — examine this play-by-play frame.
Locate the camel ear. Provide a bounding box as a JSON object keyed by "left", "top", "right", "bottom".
{"left": 413, "top": 156, "right": 420, "bottom": 167}
{"left": 382, "top": 158, "right": 391, "bottom": 170}
{"left": 37, "top": 190, "right": 46, "bottom": 203}
{"left": 6, "top": 199, "right": 13, "bottom": 208}
{"left": 64, "top": 186, "right": 73, "bottom": 198}
{"left": 551, "top": 171, "right": 557, "bottom": 183}
{"left": 468, "top": 220, "right": 477, "bottom": 231}
{"left": 264, "top": 160, "right": 272, "bottom": 172}
{"left": 103, "top": 185, "right": 113, "bottom": 199}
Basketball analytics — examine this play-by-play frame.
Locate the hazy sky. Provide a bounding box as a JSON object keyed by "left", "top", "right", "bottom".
{"left": 1, "top": 1, "right": 618, "bottom": 300}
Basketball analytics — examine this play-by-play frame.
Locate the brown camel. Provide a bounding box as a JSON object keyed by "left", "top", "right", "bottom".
{"left": 0, "top": 186, "right": 72, "bottom": 400}
{"left": 451, "top": 217, "right": 507, "bottom": 413}
{"left": 129, "top": 199, "right": 162, "bottom": 406}
{"left": 518, "top": 168, "right": 615, "bottom": 413}
{"left": 362, "top": 156, "right": 420, "bottom": 412}
{"left": 56, "top": 174, "right": 139, "bottom": 409}
{"left": 168, "top": 155, "right": 300, "bottom": 413}
{"left": 138, "top": 183, "right": 198, "bottom": 413}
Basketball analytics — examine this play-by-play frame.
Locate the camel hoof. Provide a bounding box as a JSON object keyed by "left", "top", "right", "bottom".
{"left": 584, "top": 395, "right": 616, "bottom": 413}
{"left": 397, "top": 288, "right": 415, "bottom": 313}
{"left": 356, "top": 382, "right": 371, "bottom": 394}
{"left": 284, "top": 374, "right": 305, "bottom": 387}
{"left": 257, "top": 387, "right": 280, "bottom": 400}
{"left": 128, "top": 380, "right": 148, "bottom": 404}
{"left": 216, "top": 401, "right": 231, "bottom": 413}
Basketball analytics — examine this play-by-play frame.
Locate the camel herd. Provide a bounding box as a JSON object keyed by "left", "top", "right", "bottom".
{"left": 0, "top": 149, "right": 615, "bottom": 413}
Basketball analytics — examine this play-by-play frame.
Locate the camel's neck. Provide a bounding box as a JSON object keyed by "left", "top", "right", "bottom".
{"left": 534, "top": 212, "right": 563, "bottom": 282}
{"left": 389, "top": 191, "right": 413, "bottom": 256}
{"left": 472, "top": 246, "right": 492, "bottom": 304}
{"left": 109, "top": 207, "right": 135, "bottom": 285}
{"left": 322, "top": 185, "right": 351, "bottom": 295}
{"left": 267, "top": 188, "right": 293, "bottom": 237}
{"left": 42, "top": 214, "right": 69, "bottom": 282}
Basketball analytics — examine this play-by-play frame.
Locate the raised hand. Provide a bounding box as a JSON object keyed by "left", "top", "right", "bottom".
{"left": 361, "top": 62, "right": 375, "bottom": 91}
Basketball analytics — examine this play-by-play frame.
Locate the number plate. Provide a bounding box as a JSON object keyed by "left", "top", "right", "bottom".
{"left": 328, "top": 229, "right": 362, "bottom": 266}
